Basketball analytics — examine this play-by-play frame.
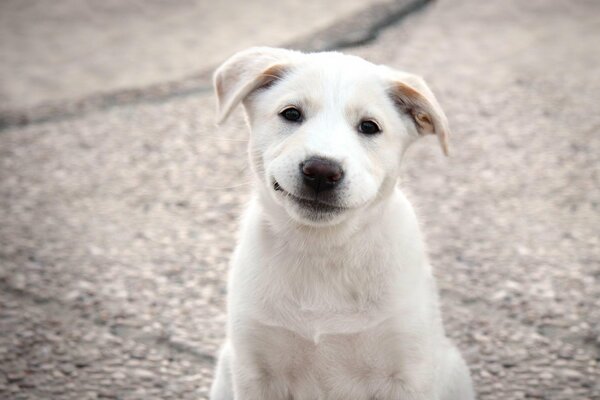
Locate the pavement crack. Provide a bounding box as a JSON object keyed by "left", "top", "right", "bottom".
{"left": 0, "top": 0, "right": 432, "bottom": 132}
{"left": 318, "top": 0, "right": 431, "bottom": 51}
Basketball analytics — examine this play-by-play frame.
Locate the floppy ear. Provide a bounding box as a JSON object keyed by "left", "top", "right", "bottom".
{"left": 213, "top": 47, "right": 297, "bottom": 123}
{"left": 387, "top": 72, "right": 451, "bottom": 156}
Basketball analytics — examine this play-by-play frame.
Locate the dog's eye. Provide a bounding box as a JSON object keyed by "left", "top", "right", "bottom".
{"left": 358, "top": 120, "right": 381, "bottom": 135}
{"left": 280, "top": 107, "right": 302, "bottom": 122}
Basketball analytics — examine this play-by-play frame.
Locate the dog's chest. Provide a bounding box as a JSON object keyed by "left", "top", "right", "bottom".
{"left": 254, "top": 250, "right": 395, "bottom": 341}
{"left": 246, "top": 318, "right": 427, "bottom": 399}
{"left": 250, "top": 268, "right": 409, "bottom": 396}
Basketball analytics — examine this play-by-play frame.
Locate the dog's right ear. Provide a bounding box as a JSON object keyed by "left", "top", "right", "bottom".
{"left": 213, "top": 47, "right": 296, "bottom": 123}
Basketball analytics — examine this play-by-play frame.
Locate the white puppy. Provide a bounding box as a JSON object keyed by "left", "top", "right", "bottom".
{"left": 209, "top": 47, "right": 475, "bottom": 400}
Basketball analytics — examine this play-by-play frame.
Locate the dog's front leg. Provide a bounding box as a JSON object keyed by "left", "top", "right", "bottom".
{"left": 368, "top": 381, "right": 437, "bottom": 400}
{"left": 231, "top": 362, "right": 289, "bottom": 400}
{"left": 368, "top": 354, "right": 438, "bottom": 400}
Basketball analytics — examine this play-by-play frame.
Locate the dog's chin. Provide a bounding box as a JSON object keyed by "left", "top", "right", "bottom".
{"left": 273, "top": 185, "right": 349, "bottom": 227}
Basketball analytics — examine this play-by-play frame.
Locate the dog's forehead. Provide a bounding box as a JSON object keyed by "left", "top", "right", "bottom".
{"left": 290, "top": 52, "right": 382, "bottom": 87}
{"left": 302, "top": 51, "right": 375, "bottom": 70}
{"left": 275, "top": 52, "right": 386, "bottom": 107}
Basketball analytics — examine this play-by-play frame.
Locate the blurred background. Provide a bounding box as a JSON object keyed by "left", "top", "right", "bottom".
{"left": 0, "top": 0, "right": 598, "bottom": 399}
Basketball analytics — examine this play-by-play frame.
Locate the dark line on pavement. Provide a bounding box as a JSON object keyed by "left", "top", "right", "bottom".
{"left": 0, "top": 0, "right": 432, "bottom": 132}
{"left": 323, "top": 0, "right": 430, "bottom": 50}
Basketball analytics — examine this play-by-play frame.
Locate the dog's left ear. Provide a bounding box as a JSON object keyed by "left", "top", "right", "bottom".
{"left": 213, "top": 47, "right": 297, "bottom": 123}
{"left": 386, "top": 71, "right": 451, "bottom": 156}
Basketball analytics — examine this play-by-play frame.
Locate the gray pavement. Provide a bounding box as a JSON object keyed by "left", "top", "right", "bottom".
{"left": 0, "top": 0, "right": 382, "bottom": 110}
{"left": 1, "top": 0, "right": 599, "bottom": 399}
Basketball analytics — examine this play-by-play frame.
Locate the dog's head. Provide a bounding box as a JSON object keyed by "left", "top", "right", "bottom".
{"left": 214, "top": 47, "right": 450, "bottom": 227}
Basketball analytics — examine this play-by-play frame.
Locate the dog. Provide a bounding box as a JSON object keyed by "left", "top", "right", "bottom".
{"left": 209, "top": 47, "right": 475, "bottom": 400}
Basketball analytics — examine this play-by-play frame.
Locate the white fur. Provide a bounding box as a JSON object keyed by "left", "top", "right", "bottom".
{"left": 210, "top": 47, "right": 475, "bottom": 400}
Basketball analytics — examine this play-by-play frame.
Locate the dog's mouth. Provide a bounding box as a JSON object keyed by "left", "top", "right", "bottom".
{"left": 273, "top": 181, "right": 344, "bottom": 213}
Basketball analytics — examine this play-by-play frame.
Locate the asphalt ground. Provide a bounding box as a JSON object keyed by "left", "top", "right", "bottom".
{"left": 0, "top": 0, "right": 382, "bottom": 110}
{"left": 1, "top": 0, "right": 599, "bottom": 399}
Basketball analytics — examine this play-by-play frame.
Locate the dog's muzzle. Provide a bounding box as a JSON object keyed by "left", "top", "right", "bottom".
{"left": 271, "top": 157, "right": 346, "bottom": 217}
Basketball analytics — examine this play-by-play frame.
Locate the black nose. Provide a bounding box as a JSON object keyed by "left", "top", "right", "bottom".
{"left": 300, "top": 157, "right": 343, "bottom": 194}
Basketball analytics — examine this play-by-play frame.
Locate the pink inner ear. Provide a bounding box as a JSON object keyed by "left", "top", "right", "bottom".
{"left": 413, "top": 111, "right": 434, "bottom": 134}
{"left": 391, "top": 82, "right": 432, "bottom": 132}
{"left": 389, "top": 84, "right": 426, "bottom": 127}
{"left": 389, "top": 81, "right": 450, "bottom": 156}
{"left": 257, "top": 64, "right": 288, "bottom": 90}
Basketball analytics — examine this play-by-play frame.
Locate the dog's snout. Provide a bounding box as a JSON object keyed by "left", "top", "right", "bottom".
{"left": 300, "top": 157, "right": 343, "bottom": 193}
